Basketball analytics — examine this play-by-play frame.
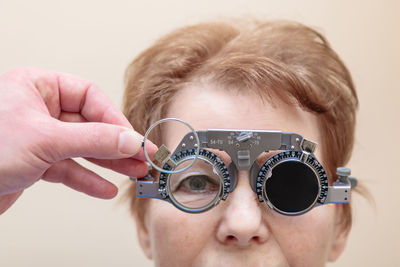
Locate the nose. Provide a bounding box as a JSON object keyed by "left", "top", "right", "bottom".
{"left": 216, "top": 171, "right": 270, "bottom": 247}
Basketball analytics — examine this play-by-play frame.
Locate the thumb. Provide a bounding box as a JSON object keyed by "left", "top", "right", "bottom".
{"left": 45, "top": 120, "right": 146, "bottom": 161}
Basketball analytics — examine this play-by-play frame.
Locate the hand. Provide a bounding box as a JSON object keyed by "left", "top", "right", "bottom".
{"left": 0, "top": 68, "right": 156, "bottom": 214}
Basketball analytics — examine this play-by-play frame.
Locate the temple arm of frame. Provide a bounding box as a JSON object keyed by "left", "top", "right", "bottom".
{"left": 130, "top": 177, "right": 168, "bottom": 201}
{"left": 324, "top": 176, "right": 357, "bottom": 204}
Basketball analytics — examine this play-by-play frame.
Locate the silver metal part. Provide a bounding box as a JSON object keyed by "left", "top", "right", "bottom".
{"left": 325, "top": 182, "right": 351, "bottom": 203}
{"left": 165, "top": 155, "right": 226, "bottom": 213}
{"left": 300, "top": 152, "right": 309, "bottom": 163}
{"left": 324, "top": 167, "right": 353, "bottom": 204}
{"left": 227, "top": 163, "right": 238, "bottom": 192}
{"left": 153, "top": 145, "right": 172, "bottom": 165}
{"left": 249, "top": 162, "right": 261, "bottom": 192}
{"left": 143, "top": 118, "right": 200, "bottom": 174}
{"left": 194, "top": 130, "right": 304, "bottom": 170}
{"left": 337, "top": 167, "right": 351, "bottom": 176}
{"left": 301, "top": 138, "right": 318, "bottom": 153}
{"left": 266, "top": 200, "right": 274, "bottom": 210}
{"left": 236, "top": 131, "right": 253, "bottom": 142}
{"left": 349, "top": 177, "right": 358, "bottom": 188}
{"left": 337, "top": 167, "right": 351, "bottom": 182}
{"left": 133, "top": 118, "right": 358, "bottom": 215}
{"left": 135, "top": 180, "right": 166, "bottom": 200}
{"left": 237, "top": 150, "right": 251, "bottom": 168}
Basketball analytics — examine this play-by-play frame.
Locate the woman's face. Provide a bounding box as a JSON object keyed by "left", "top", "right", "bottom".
{"left": 135, "top": 84, "right": 348, "bottom": 267}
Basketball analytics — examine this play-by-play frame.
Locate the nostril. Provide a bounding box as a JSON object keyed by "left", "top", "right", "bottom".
{"left": 226, "top": 235, "right": 236, "bottom": 243}
{"left": 225, "top": 235, "right": 261, "bottom": 245}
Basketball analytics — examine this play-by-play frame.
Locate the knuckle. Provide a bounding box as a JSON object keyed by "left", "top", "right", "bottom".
{"left": 1, "top": 67, "right": 28, "bottom": 80}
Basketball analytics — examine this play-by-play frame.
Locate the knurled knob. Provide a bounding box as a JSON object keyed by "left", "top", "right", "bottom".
{"left": 336, "top": 167, "right": 351, "bottom": 177}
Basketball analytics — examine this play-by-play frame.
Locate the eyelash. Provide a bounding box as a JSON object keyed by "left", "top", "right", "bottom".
{"left": 176, "top": 175, "right": 219, "bottom": 193}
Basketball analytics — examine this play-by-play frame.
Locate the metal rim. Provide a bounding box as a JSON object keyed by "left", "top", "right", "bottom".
{"left": 166, "top": 155, "right": 225, "bottom": 213}
{"left": 143, "top": 118, "right": 200, "bottom": 174}
{"left": 262, "top": 157, "right": 321, "bottom": 216}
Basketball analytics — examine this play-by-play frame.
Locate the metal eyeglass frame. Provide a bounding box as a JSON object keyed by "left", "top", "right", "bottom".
{"left": 130, "top": 119, "right": 358, "bottom": 216}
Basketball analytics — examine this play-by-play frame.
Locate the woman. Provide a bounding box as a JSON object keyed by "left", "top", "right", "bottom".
{"left": 122, "top": 20, "right": 359, "bottom": 266}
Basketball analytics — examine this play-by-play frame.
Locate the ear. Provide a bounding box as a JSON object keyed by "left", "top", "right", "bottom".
{"left": 328, "top": 211, "right": 350, "bottom": 261}
{"left": 133, "top": 205, "right": 153, "bottom": 259}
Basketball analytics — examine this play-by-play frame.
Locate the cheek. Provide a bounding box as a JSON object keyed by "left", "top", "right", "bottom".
{"left": 146, "top": 200, "right": 218, "bottom": 265}
{"left": 267, "top": 205, "right": 337, "bottom": 266}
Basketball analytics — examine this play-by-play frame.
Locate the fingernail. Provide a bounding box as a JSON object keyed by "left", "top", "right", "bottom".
{"left": 144, "top": 139, "right": 158, "bottom": 152}
{"left": 118, "top": 130, "right": 143, "bottom": 155}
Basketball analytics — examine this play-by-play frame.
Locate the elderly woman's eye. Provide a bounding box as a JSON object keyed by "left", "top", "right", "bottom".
{"left": 177, "top": 175, "right": 219, "bottom": 193}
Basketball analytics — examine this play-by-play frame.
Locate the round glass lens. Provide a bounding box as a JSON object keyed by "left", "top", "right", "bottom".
{"left": 143, "top": 118, "right": 200, "bottom": 174}
{"left": 265, "top": 160, "right": 319, "bottom": 214}
{"left": 168, "top": 157, "right": 221, "bottom": 209}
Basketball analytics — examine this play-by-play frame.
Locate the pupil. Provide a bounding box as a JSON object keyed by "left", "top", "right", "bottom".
{"left": 189, "top": 176, "right": 206, "bottom": 190}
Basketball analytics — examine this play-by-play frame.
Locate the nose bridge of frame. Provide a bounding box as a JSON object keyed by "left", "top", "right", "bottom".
{"left": 206, "top": 130, "right": 304, "bottom": 195}
{"left": 226, "top": 161, "right": 265, "bottom": 194}
{"left": 227, "top": 163, "right": 238, "bottom": 193}
{"left": 205, "top": 130, "right": 304, "bottom": 170}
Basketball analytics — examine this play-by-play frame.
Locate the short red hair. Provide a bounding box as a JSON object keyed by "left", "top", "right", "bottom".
{"left": 123, "top": 20, "right": 359, "bottom": 232}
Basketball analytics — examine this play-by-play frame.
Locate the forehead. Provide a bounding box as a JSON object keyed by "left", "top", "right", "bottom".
{"left": 162, "top": 83, "right": 322, "bottom": 158}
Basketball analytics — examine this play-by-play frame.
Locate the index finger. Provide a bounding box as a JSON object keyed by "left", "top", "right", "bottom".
{"left": 56, "top": 72, "right": 133, "bottom": 128}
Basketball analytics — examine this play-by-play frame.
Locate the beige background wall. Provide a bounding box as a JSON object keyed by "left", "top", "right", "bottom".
{"left": 0, "top": 0, "right": 399, "bottom": 266}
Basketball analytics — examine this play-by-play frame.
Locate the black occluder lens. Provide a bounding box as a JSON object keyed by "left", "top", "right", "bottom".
{"left": 265, "top": 161, "right": 319, "bottom": 213}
